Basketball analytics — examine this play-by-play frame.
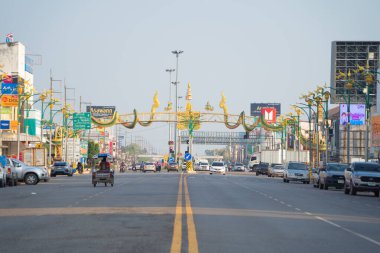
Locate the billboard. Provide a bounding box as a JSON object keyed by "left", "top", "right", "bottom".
{"left": 339, "top": 104, "right": 365, "bottom": 125}
{"left": 86, "top": 106, "right": 116, "bottom": 119}
{"left": 251, "top": 103, "right": 281, "bottom": 117}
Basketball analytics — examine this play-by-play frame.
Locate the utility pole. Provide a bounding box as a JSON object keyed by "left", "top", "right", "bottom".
{"left": 171, "top": 50, "right": 183, "bottom": 162}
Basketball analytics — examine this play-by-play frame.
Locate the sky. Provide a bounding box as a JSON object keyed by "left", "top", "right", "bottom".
{"left": 1, "top": 0, "right": 380, "bottom": 155}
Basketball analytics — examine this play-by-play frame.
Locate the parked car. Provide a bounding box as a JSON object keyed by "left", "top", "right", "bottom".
{"left": 7, "top": 158, "right": 49, "bottom": 185}
{"left": 143, "top": 162, "right": 156, "bottom": 172}
{"left": 268, "top": 163, "right": 282, "bottom": 177}
{"left": 51, "top": 162, "right": 73, "bottom": 177}
{"left": 283, "top": 162, "right": 309, "bottom": 184}
{"left": 210, "top": 161, "right": 226, "bottom": 175}
{"left": 268, "top": 164, "right": 284, "bottom": 177}
{"left": 0, "top": 164, "right": 6, "bottom": 188}
{"left": 1, "top": 156, "right": 18, "bottom": 186}
{"left": 232, "top": 163, "right": 245, "bottom": 172}
{"left": 318, "top": 163, "right": 348, "bottom": 190}
{"left": 167, "top": 162, "right": 179, "bottom": 172}
{"left": 344, "top": 162, "right": 380, "bottom": 196}
{"left": 256, "top": 162, "right": 269, "bottom": 176}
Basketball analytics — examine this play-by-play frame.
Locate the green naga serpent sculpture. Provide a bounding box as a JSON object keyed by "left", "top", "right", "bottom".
{"left": 219, "top": 93, "right": 261, "bottom": 132}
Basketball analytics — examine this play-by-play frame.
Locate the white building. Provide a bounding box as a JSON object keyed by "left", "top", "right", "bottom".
{"left": 0, "top": 41, "right": 41, "bottom": 157}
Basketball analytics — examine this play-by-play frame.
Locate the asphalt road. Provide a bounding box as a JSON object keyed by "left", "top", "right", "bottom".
{"left": 1, "top": 172, "right": 380, "bottom": 253}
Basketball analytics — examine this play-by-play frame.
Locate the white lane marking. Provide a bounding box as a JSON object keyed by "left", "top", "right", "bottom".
{"left": 304, "top": 212, "right": 312, "bottom": 216}
{"left": 268, "top": 196, "right": 273, "bottom": 199}
{"left": 315, "top": 216, "right": 341, "bottom": 228}
{"left": 287, "top": 204, "right": 292, "bottom": 208}
{"left": 274, "top": 199, "right": 279, "bottom": 201}
{"left": 315, "top": 216, "right": 380, "bottom": 247}
{"left": 295, "top": 208, "right": 301, "bottom": 211}
{"left": 280, "top": 201, "right": 285, "bottom": 205}
{"left": 31, "top": 192, "right": 37, "bottom": 195}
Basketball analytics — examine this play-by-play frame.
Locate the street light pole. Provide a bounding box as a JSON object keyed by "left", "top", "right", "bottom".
{"left": 165, "top": 69, "right": 175, "bottom": 152}
{"left": 171, "top": 50, "right": 183, "bottom": 162}
{"left": 345, "top": 77, "right": 353, "bottom": 164}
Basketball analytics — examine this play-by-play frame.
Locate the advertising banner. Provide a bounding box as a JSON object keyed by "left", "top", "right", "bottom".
{"left": 1, "top": 83, "right": 18, "bottom": 95}
{"left": 80, "top": 140, "right": 88, "bottom": 159}
{"left": 2, "top": 75, "right": 14, "bottom": 84}
{"left": 1, "top": 95, "right": 18, "bottom": 107}
{"left": 261, "top": 107, "right": 277, "bottom": 124}
{"left": 86, "top": 106, "right": 115, "bottom": 119}
{"left": 251, "top": 103, "right": 281, "bottom": 117}
{"left": 0, "top": 120, "right": 10, "bottom": 130}
{"left": 339, "top": 104, "right": 365, "bottom": 125}
{"left": 0, "top": 107, "right": 12, "bottom": 115}
{"left": 10, "top": 120, "right": 18, "bottom": 131}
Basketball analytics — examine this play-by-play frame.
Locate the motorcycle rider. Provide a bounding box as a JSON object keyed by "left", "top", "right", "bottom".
{"left": 120, "top": 161, "right": 126, "bottom": 173}
{"left": 77, "top": 162, "right": 83, "bottom": 174}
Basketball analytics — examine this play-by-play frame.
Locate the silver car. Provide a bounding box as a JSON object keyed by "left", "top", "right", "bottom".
{"left": 210, "top": 161, "right": 226, "bottom": 175}
{"left": 8, "top": 158, "right": 49, "bottom": 185}
{"left": 269, "top": 165, "right": 284, "bottom": 177}
{"left": 143, "top": 162, "right": 156, "bottom": 172}
{"left": 283, "top": 162, "right": 310, "bottom": 184}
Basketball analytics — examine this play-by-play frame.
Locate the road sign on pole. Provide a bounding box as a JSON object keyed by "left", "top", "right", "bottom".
{"left": 184, "top": 153, "right": 192, "bottom": 161}
{"left": 73, "top": 112, "right": 91, "bottom": 130}
{"left": 169, "top": 157, "right": 175, "bottom": 163}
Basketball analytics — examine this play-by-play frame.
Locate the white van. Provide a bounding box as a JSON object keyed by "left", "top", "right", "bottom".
{"left": 199, "top": 160, "right": 210, "bottom": 171}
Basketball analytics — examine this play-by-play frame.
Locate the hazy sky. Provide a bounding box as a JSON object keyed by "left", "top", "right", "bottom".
{"left": 1, "top": 0, "right": 380, "bottom": 154}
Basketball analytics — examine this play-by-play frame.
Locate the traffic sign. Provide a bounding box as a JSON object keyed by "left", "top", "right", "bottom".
{"left": 169, "top": 157, "right": 174, "bottom": 163}
{"left": 184, "top": 153, "right": 192, "bottom": 161}
{"left": 73, "top": 112, "right": 91, "bottom": 130}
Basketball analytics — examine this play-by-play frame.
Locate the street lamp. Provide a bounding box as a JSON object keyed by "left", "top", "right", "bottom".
{"left": 165, "top": 68, "right": 175, "bottom": 153}
{"left": 294, "top": 99, "right": 316, "bottom": 177}
{"left": 171, "top": 50, "right": 183, "bottom": 162}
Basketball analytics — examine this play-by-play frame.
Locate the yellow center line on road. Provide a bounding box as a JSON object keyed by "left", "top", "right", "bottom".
{"left": 184, "top": 174, "right": 199, "bottom": 253}
{"left": 170, "top": 173, "right": 183, "bottom": 253}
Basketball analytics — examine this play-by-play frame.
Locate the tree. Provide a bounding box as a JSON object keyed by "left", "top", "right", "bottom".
{"left": 88, "top": 140, "right": 100, "bottom": 159}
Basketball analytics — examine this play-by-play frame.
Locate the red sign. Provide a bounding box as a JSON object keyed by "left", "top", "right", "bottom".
{"left": 261, "top": 107, "right": 276, "bottom": 124}
{"left": 109, "top": 141, "right": 113, "bottom": 155}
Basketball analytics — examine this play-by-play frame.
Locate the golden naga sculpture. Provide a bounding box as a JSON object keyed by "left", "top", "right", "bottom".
{"left": 138, "top": 91, "right": 160, "bottom": 127}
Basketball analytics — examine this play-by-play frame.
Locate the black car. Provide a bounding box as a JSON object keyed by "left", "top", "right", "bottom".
{"left": 256, "top": 162, "right": 269, "bottom": 176}
{"left": 51, "top": 162, "right": 73, "bottom": 177}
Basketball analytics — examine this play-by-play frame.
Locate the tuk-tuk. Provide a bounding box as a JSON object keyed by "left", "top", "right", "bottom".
{"left": 92, "top": 153, "right": 114, "bottom": 187}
